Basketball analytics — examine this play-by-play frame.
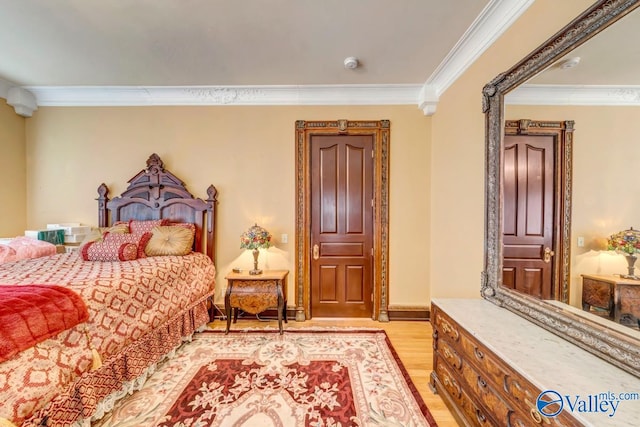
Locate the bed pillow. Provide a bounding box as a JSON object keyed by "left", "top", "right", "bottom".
{"left": 101, "top": 231, "right": 152, "bottom": 258}
{"left": 108, "top": 222, "right": 131, "bottom": 234}
{"left": 145, "top": 225, "right": 195, "bottom": 257}
{"left": 81, "top": 240, "right": 138, "bottom": 261}
{"left": 79, "top": 223, "right": 132, "bottom": 249}
{"left": 129, "top": 219, "right": 170, "bottom": 235}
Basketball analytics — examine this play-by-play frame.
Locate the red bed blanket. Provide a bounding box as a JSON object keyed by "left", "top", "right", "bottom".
{"left": 0, "top": 285, "right": 89, "bottom": 363}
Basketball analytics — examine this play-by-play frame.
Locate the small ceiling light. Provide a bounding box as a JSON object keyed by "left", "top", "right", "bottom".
{"left": 344, "top": 56, "right": 359, "bottom": 69}
{"left": 558, "top": 56, "right": 581, "bottom": 69}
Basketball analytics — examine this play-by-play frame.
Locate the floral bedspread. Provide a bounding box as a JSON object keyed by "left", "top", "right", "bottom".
{"left": 0, "top": 251, "right": 216, "bottom": 426}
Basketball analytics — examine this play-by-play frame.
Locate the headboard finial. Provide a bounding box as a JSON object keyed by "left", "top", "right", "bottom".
{"left": 146, "top": 153, "right": 164, "bottom": 171}
{"left": 206, "top": 185, "right": 218, "bottom": 202}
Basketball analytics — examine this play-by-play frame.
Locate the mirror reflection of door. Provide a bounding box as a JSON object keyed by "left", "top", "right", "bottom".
{"left": 502, "top": 119, "right": 574, "bottom": 301}
{"left": 310, "top": 134, "right": 374, "bottom": 317}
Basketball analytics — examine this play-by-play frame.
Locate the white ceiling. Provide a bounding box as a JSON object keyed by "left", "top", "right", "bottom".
{"left": 7, "top": 1, "right": 636, "bottom": 114}
{"left": 0, "top": 0, "right": 491, "bottom": 86}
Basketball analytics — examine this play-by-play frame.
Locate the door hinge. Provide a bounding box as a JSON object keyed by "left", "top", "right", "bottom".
{"left": 371, "top": 150, "right": 374, "bottom": 158}
{"left": 371, "top": 198, "right": 374, "bottom": 207}
{"left": 371, "top": 292, "right": 374, "bottom": 302}
{"left": 371, "top": 247, "right": 374, "bottom": 256}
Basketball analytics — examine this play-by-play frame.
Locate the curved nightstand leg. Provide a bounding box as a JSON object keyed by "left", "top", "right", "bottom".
{"left": 225, "top": 284, "right": 232, "bottom": 334}
{"left": 283, "top": 300, "right": 288, "bottom": 323}
{"left": 277, "top": 282, "right": 284, "bottom": 334}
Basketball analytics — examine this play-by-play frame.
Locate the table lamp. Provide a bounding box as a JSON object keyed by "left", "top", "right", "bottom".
{"left": 240, "top": 223, "right": 272, "bottom": 275}
{"left": 607, "top": 227, "right": 640, "bottom": 279}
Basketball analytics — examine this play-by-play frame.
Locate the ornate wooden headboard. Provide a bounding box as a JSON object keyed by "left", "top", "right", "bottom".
{"left": 96, "top": 153, "right": 218, "bottom": 263}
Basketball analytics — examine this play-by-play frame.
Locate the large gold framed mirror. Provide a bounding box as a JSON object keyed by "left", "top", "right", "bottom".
{"left": 482, "top": 0, "right": 640, "bottom": 377}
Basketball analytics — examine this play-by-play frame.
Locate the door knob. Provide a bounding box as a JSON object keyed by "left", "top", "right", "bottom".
{"left": 543, "top": 247, "right": 555, "bottom": 263}
{"left": 313, "top": 244, "right": 319, "bottom": 260}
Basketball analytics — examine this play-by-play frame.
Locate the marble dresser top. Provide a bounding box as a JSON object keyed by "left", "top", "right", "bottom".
{"left": 432, "top": 298, "right": 640, "bottom": 426}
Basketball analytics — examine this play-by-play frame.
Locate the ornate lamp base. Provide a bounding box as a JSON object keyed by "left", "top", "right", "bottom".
{"left": 250, "top": 248, "right": 263, "bottom": 275}
{"left": 621, "top": 253, "right": 639, "bottom": 280}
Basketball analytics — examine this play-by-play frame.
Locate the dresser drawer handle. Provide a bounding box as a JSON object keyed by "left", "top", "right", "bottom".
{"left": 475, "top": 409, "right": 487, "bottom": 424}
{"left": 474, "top": 346, "right": 485, "bottom": 360}
{"left": 477, "top": 376, "right": 487, "bottom": 389}
{"left": 530, "top": 407, "right": 543, "bottom": 424}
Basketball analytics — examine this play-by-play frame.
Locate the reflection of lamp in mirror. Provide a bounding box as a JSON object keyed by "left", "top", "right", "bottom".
{"left": 607, "top": 227, "right": 640, "bottom": 279}
{"left": 240, "top": 224, "right": 272, "bottom": 275}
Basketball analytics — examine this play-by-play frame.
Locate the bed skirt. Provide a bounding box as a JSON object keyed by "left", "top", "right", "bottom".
{"left": 22, "top": 293, "right": 214, "bottom": 427}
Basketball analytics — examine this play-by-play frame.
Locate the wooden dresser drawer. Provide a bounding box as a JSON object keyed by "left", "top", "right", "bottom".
{"left": 433, "top": 308, "right": 461, "bottom": 344}
{"left": 437, "top": 338, "right": 462, "bottom": 371}
{"left": 459, "top": 329, "right": 509, "bottom": 389}
{"left": 433, "top": 355, "right": 493, "bottom": 427}
{"left": 460, "top": 361, "right": 512, "bottom": 425}
{"left": 434, "top": 355, "right": 462, "bottom": 401}
{"left": 582, "top": 277, "right": 613, "bottom": 310}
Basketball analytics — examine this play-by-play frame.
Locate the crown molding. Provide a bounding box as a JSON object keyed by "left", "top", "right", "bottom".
{"left": 506, "top": 84, "right": 640, "bottom": 106}
{"left": 25, "top": 84, "right": 421, "bottom": 107}
{"left": 1, "top": 77, "right": 37, "bottom": 117}
{"left": 419, "top": 0, "right": 534, "bottom": 115}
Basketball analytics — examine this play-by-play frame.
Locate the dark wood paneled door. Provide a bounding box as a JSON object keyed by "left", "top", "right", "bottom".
{"left": 503, "top": 134, "right": 555, "bottom": 299}
{"left": 310, "top": 135, "right": 374, "bottom": 317}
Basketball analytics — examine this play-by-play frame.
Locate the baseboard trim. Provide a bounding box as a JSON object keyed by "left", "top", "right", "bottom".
{"left": 388, "top": 305, "right": 430, "bottom": 321}
{"left": 211, "top": 306, "right": 431, "bottom": 322}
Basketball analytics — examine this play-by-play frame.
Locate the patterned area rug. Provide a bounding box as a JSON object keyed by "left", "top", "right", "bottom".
{"left": 95, "top": 329, "right": 437, "bottom": 426}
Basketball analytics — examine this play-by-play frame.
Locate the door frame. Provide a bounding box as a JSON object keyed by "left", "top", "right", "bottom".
{"left": 504, "top": 119, "right": 574, "bottom": 302}
{"left": 295, "top": 119, "right": 390, "bottom": 321}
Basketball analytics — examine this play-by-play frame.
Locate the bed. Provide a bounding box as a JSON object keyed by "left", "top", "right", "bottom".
{"left": 0, "top": 237, "right": 57, "bottom": 264}
{"left": 0, "top": 153, "right": 218, "bottom": 427}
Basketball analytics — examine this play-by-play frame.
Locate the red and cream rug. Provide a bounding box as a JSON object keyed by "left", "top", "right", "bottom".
{"left": 95, "top": 329, "right": 437, "bottom": 426}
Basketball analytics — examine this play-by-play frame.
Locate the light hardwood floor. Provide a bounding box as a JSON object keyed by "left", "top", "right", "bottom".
{"left": 209, "top": 316, "right": 459, "bottom": 426}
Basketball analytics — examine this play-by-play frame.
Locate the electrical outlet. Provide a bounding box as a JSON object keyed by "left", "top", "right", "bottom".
{"left": 281, "top": 234, "right": 288, "bottom": 244}
{"left": 577, "top": 236, "right": 584, "bottom": 247}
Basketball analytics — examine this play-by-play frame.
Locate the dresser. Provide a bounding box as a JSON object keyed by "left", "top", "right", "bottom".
{"left": 430, "top": 299, "right": 640, "bottom": 427}
{"left": 581, "top": 274, "right": 640, "bottom": 325}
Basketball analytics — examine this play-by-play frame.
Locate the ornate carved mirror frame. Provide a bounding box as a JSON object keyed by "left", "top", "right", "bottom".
{"left": 482, "top": 0, "right": 640, "bottom": 377}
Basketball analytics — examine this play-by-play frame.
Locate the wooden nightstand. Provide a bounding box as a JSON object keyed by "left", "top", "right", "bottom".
{"left": 582, "top": 274, "right": 640, "bottom": 326}
{"left": 224, "top": 270, "right": 289, "bottom": 334}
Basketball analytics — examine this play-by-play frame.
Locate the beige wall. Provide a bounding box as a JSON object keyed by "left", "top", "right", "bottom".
{"left": 0, "top": 102, "right": 26, "bottom": 236}
{"left": 8, "top": 0, "right": 604, "bottom": 311}
{"left": 507, "top": 104, "right": 640, "bottom": 307}
{"left": 429, "top": 0, "right": 595, "bottom": 299}
{"left": 25, "top": 105, "right": 431, "bottom": 305}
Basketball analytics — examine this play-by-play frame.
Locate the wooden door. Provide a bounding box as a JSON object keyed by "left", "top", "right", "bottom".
{"left": 310, "top": 134, "right": 374, "bottom": 317}
{"left": 503, "top": 134, "right": 555, "bottom": 299}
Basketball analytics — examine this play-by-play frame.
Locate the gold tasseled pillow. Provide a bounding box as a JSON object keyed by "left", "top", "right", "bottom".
{"left": 144, "top": 226, "right": 194, "bottom": 256}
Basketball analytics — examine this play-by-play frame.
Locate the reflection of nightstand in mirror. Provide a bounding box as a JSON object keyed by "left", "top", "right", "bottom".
{"left": 581, "top": 274, "right": 640, "bottom": 327}
{"left": 224, "top": 270, "right": 289, "bottom": 334}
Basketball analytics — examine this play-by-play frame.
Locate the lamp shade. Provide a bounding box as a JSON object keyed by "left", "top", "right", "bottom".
{"left": 240, "top": 224, "right": 272, "bottom": 250}
{"left": 607, "top": 227, "right": 640, "bottom": 254}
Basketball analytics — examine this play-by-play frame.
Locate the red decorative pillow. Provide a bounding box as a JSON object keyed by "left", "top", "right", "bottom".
{"left": 102, "top": 232, "right": 152, "bottom": 258}
{"left": 169, "top": 222, "right": 196, "bottom": 233}
{"left": 82, "top": 241, "right": 138, "bottom": 262}
{"left": 129, "top": 219, "right": 170, "bottom": 235}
